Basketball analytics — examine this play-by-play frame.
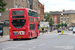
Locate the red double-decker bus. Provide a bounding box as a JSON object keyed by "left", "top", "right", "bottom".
{"left": 9, "top": 8, "right": 39, "bottom": 40}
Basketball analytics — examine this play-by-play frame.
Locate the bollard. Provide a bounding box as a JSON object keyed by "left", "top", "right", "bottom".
{"left": 61, "top": 31, "right": 63, "bottom": 34}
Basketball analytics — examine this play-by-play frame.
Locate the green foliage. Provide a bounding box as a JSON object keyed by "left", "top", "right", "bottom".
{"left": 44, "top": 12, "right": 52, "bottom": 22}
{"left": 64, "top": 23, "right": 67, "bottom": 27}
{"left": 0, "top": 0, "right": 7, "bottom": 12}
{"left": 40, "top": 27, "right": 48, "bottom": 29}
{"left": 56, "top": 23, "right": 61, "bottom": 28}
{"left": 49, "top": 18, "right": 54, "bottom": 26}
{"left": 56, "top": 23, "right": 67, "bottom": 28}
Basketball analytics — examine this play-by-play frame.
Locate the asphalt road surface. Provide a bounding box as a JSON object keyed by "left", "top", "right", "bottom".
{"left": 0, "top": 30, "right": 75, "bottom": 50}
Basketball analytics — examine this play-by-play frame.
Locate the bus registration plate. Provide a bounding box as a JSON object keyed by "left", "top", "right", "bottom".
{"left": 17, "top": 36, "right": 21, "bottom": 38}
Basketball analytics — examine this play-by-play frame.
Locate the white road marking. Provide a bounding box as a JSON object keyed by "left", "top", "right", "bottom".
{"left": 28, "top": 41, "right": 35, "bottom": 43}
{"left": 16, "top": 43, "right": 25, "bottom": 46}
{"left": 2, "top": 47, "right": 12, "bottom": 50}
{"left": 39, "top": 43, "right": 45, "bottom": 46}
{"left": 2, "top": 47, "right": 27, "bottom": 50}
{"left": 29, "top": 46, "right": 36, "bottom": 50}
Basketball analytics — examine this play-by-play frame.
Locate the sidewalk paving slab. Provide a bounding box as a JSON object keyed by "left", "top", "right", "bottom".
{"left": 0, "top": 35, "right": 9, "bottom": 43}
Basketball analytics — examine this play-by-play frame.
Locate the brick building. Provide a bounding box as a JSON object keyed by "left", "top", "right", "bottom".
{"left": 50, "top": 11, "right": 61, "bottom": 25}
{"left": 38, "top": 1, "right": 44, "bottom": 21}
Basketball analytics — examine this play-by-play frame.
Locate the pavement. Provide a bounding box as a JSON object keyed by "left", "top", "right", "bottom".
{"left": 0, "top": 30, "right": 56, "bottom": 43}
{"left": 0, "top": 35, "right": 9, "bottom": 43}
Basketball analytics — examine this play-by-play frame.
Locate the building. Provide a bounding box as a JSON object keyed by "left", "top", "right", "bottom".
{"left": 60, "top": 10, "right": 75, "bottom": 27}
{"left": 0, "top": 0, "right": 38, "bottom": 35}
{"left": 50, "top": 11, "right": 61, "bottom": 26}
{"left": 50, "top": 10, "right": 75, "bottom": 27}
{"left": 38, "top": 1, "right": 44, "bottom": 21}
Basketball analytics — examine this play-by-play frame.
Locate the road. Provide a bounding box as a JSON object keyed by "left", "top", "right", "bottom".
{"left": 0, "top": 30, "right": 75, "bottom": 50}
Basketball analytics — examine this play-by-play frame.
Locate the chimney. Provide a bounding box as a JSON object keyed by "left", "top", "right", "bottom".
{"left": 63, "top": 9, "right": 65, "bottom": 12}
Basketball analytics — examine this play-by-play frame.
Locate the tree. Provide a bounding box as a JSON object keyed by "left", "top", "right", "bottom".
{"left": 56, "top": 23, "right": 61, "bottom": 28}
{"left": 44, "top": 12, "right": 52, "bottom": 22}
{"left": 64, "top": 23, "right": 67, "bottom": 27}
{"left": 0, "top": 0, "right": 7, "bottom": 13}
{"left": 49, "top": 18, "right": 54, "bottom": 32}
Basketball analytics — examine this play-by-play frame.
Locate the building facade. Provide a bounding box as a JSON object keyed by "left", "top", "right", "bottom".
{"left": 60, "top": 10, "right": 75, "bottom": 27}
{"left": 38, "top": 1, "right": 44, "bottom": 21}
{"left": 50, "top": 11, "right": 61, "bottom": 25}
{"left": 51, "top": 10, "right": 75, "bottom": 27}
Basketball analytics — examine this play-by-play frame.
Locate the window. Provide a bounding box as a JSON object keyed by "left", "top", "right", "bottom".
{"left": 22, "top": 0, "right": 24, "bottom": 2}
{"left": 12, "top": 10, "right": 24, "bottom": 15}
{"left": 54, "top": 18, "right": 56, "bottom": 21}
{"left": 38, "top": 24, "right": 39, "bottom": 29}
{"left": 25, "top": 0, "right": 26, "bottom": 2}
{"left": 30, "top": 24, "right": 35, "bottom": 30}
{"left": 38, "top": 16, "right": 40, "bottom": 20}
{"left": 38, "top": 9, "right": 40, "bottom": 13}
{"left": 33, "top": 1, "right": 35, "bottom": 5}
{"left": 15, "top": 4, "right": 17, "bottom": 8}
{"left": 28, "top": 10, "right": 38, "bottom": 17}
{"left": 11, "top": 19, "right": 26, "bottom": 28}
{"left": 67, "top": 18, "right": 69, "bottom": 21}
{"left": 18, "top": 4, "right": 20, "bottom": 8}
{"left": 27, "top": 0, "right": 29, "bottom": 4}
{"left": 22, "top": 6, "right": 24, "bottom": 8}
{"left": 64, "top": 17, "right": 66, "bottom": 21}
{"left": 61, "top": 18, "right": 63, "bottom": 21}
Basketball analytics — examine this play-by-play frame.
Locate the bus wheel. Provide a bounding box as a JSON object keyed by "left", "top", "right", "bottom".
{"left": 35, "top": 33, "right": 38, "bottom": 38}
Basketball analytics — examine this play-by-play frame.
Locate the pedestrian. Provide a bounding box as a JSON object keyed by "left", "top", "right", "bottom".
{"left": 42, "top": 28, "right": 44, "bottom": 33}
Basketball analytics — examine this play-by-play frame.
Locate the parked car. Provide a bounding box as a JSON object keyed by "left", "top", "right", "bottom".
{"left": 57, "top": 28, "right": 62, "bottom": 33}
{"left": 68, "top": 27, "right": 73, "bottom": 31}
{"left": 73, "top": 27, "right": 75, "bottom": 34}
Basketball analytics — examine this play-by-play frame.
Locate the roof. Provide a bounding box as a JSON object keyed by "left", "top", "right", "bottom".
{"left": 62, "top": 10, "right": 75, "bottom": 14}
{"left": 50, "top": 11, "right": 61, "bottom": 15}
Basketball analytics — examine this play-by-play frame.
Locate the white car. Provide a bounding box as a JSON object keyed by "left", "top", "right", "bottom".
{"left": 73, "top": 28, "right": 75, "bottom": 34}
{"left": 68, "top": 27, "right": 73, "bottom": 31}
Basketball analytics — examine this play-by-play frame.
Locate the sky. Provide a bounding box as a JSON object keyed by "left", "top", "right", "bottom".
{"left": 39, "top": 0, "right": 75, "bottom": 12}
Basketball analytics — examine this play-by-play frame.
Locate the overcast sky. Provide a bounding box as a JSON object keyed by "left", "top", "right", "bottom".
{"left": 39, "top": 0, "right": 75, "bottom": 12}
